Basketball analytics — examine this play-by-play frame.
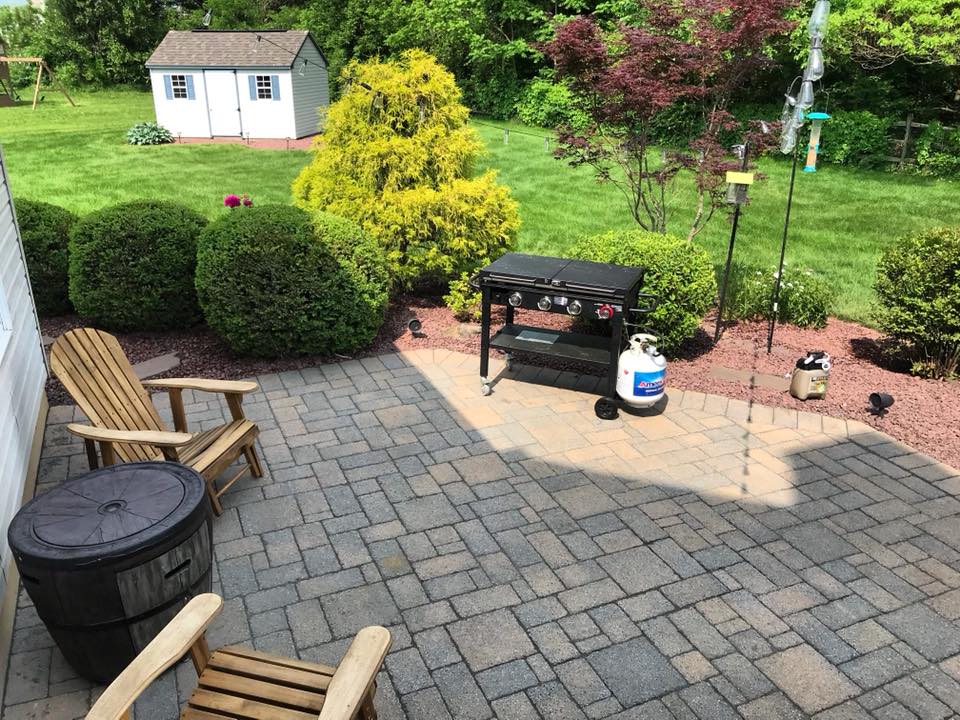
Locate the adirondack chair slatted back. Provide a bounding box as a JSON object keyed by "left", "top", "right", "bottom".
{"left": 50, "top": 329, "right": 166, "bottom": 463}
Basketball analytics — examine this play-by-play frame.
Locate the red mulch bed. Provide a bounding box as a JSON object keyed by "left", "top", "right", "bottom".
{"left": 42, "top": 298, "right": 960, "bottom": 469}
{"left": 175, "top": 135, "right": 316, "bottom": 150}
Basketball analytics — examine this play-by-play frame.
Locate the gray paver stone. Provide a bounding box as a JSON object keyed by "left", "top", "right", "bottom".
{"left": 448, "top": 609, "right": 535, "bottom": 672}
{"left": 757, "top": 644, "right": 859, "bottom": 713}
{"left": 588, "top": 638, "right": 686, "bottom": 706}
{"left": 877, "top": 604, "right": 960, "bottom": 661}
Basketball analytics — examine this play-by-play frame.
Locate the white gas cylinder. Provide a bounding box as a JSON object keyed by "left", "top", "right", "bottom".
{"left": 616, "top": 334, "right": 666, "bottom": 408}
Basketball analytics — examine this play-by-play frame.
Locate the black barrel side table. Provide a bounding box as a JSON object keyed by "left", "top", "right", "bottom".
{"left": 8, "top": 461, "right": 213, "bottom": 682}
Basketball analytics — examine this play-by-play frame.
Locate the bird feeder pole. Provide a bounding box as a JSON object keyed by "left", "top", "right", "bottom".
{"left": 767, "top": 0, "right": 831, "bottom": 353}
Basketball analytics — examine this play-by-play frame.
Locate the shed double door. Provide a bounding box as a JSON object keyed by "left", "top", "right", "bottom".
{"left": 204, "top": 70, "right": 241, "bottom": 136}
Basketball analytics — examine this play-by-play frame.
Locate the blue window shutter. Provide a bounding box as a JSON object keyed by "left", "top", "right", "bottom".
{"left": 163, "top": 74, "right": 172, "bottom": 100}
{"left": 185, "top": 75, "right": 195, "bottom": 100}
{"left": 271, "top": 75, "right": 280, "bottom": 101}
{"left": 248, "top": 75, "right": 257, "bottom": 101}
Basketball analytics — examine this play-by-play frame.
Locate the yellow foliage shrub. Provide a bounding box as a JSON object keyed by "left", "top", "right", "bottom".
{"left": 293, "top": 49, "right": 519, "bottom": 289}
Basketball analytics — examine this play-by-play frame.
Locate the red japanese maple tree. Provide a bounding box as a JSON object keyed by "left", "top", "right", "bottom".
{"left": 544, "top": 0, "right": 794, "bottom": 239}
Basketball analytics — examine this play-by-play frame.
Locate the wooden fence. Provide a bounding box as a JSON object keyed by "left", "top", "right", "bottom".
{"left": 888, "top": 113, "right": 955, "bottom": 167}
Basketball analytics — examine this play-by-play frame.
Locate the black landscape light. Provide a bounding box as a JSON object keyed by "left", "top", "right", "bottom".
{"left": 869, "top": 392, "right": 894, "bottom": 415}
{"left": 408, "top": 318, "right": 424, "bottom": 337}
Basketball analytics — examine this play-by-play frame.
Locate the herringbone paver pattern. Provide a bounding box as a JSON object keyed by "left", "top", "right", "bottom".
{"left": 4, "top": 349, "right": 960, "bottom": 719}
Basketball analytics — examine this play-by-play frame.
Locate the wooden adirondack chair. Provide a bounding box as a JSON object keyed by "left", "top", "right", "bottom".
{"left": 49, "top": 328, "right": 262, "bottom": 515}
{"left": 85, "top": 593, "right": 392, "bottom": 720}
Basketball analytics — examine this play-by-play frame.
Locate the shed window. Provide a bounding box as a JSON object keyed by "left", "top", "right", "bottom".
{"left": 163, "top": 74, "right": 195, "bottom": 100}
{"left": 170, "top": 75, "right": 189, "bottom": 99}
{"left": 255, "top": 75, "right": 273, "bottom": 99}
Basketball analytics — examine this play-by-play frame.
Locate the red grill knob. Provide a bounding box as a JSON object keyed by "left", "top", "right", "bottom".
{"left": 596, "top": 304, "right": 614, "bottom": 320}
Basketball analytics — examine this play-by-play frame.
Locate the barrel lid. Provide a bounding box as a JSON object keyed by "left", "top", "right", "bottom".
{"left": 33, "top": 466, "right": 185, "bottom": 547}
{"left": 8, "top": 462, "right": 207, "bottom": 564}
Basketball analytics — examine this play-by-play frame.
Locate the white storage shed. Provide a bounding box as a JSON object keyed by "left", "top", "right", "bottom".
{"left": 145, "top": 29, "right": 329, "bottom": 139}
{"left": 0, "top": 147, "right": 48, "bottom": 699}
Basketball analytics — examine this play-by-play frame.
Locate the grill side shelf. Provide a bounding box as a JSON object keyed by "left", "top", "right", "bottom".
{"left": 489, "top": 325, "right": 612, "bottom": 366}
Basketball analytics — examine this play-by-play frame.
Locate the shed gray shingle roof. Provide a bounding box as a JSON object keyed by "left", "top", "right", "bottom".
{"left": 146, "top": 30, "right": 318, "bottom": 69}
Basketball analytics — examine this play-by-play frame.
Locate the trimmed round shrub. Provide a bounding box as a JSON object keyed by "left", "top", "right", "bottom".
{"left": 68, "top": 201, "right": 206, "bottom": 331}
{"left": 16, "top": 199, "right": 76, "bottom": 316}
{"left": 196, "top": 205, "right": 389, "bottom": 357}
{"left": 874, "top": 227, "right": 960, "bottom": 378}
{"left": 570, "top": 230, "right": 716, "bottom": 355}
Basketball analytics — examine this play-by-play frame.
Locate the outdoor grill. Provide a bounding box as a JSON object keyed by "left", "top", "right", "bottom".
{"left": 476, "top": 253, "right": 654, "bottom": 419}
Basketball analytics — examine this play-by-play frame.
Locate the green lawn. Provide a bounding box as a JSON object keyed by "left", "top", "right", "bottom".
{"left": 2, "top": 90, "right": 956, "bottom": 323}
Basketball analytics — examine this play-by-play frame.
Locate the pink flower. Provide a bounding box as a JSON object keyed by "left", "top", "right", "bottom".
{"left": 242, "top": 194, "right": 253, "bottom": 206}
{"left": 224, "top": 194, "right": 241, "bottom": 208}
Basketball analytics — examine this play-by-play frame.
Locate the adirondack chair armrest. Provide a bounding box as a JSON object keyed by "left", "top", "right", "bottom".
{"left": 142, "top": 378, "right": 259, "bottom": 394}
{"left": 86, "top": 594, "right": 223, "bottom": 720}
{"left": 318, "top": 626, "right": 392, "bottom": 720}
{"left": 66, "top": 424, "right": 193, "bottom": 448}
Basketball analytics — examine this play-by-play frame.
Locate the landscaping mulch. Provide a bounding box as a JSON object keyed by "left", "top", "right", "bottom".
{"left": 41, "top": 297, "right": 960, "bottom": 469}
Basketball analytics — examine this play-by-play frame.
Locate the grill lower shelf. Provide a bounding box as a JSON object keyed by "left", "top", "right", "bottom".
{"left": 489, "top": 324, "right": 610, "bottom": 366}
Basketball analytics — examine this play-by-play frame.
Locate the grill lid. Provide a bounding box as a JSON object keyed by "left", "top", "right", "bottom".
{"left": 552, "top": 259, "right": 643, "bottom": 295}
{"left": 478, "top": 253, "right": 572, "bottom": 286}
{"left": 479, "top": 253, "right": 643, "bottom": 296}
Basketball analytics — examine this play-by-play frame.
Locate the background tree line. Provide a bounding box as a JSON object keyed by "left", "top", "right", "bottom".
{"left": 1, "top": 0, "right": 957, "bottom": 126}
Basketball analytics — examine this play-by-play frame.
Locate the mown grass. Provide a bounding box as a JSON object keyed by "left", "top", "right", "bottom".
{"left": 2, "top": 90, "right": 957, "bottom": 323}
{"left": 472, "top": 119, "right": 958, "bottom": 324}
{"left": 0, "top": 91, "right": 307, "bottom": 214}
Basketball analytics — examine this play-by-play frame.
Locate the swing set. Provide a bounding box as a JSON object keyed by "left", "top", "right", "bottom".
{"left": 0, "top": 40, "right": 75, "bottom": 109}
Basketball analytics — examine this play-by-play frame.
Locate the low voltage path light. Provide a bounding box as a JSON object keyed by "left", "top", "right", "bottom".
{"left": 767, "top": 0, "right": 831, "bottom": 353}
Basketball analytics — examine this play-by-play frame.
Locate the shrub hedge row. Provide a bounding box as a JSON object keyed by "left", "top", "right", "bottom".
{"left": 19, "top": 199, "right": 391, "bottom": 358}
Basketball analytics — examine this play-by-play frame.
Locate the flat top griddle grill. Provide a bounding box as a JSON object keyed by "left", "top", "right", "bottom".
{"left": 476, "top": 252, "right": 654, "bottom": 419}
{"left": 479, "top": 253, "right": 643, "bottom": 298}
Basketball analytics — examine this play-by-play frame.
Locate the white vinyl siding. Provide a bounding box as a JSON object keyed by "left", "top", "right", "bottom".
{"left": 0, "top": 148, "right": 47, "bottom": 601}
{"left": 151, "top": 69, "right": 210, "bottom": 137}
{"left": 291, "top": 40, "right": 329, "bottom": 138}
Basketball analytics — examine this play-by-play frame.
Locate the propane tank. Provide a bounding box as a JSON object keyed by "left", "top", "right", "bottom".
{"left": 616, "top": 334, "right": 666, "bottom": 408}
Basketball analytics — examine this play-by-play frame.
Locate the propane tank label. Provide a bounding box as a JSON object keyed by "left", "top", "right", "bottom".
{"left": 633, "top": 371, "right": 665, "bottom": 397}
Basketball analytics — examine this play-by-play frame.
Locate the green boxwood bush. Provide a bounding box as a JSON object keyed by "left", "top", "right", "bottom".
{"left": 68, "top": 201, "right": 206, "bottom": 331}
{"left": 16, "top": 199, "right": 76, "bottom": 316}
{"left": 570, "top": 230, "right": 717, "bottom": 355}
{"left": 196, "top": 205, "right": 390, "bottom": 357}
{"left": 729, "top": 263, "right": 834, "bottom": 328}
{"left": 874, "top": 227, "right": 960, "bottom": 378}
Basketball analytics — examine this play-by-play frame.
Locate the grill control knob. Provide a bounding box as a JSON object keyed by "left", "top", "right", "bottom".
{"left": 508, "top": 292, "right": 523, "bottom": 307}
{"left": 596, "top": 304, "right": 614, "bottom": 320}
{"left": 537, "top": 296, "right": 552, "bottom": 311}
{"left": 567, "top": 300, "right": 582, "bottom": 317}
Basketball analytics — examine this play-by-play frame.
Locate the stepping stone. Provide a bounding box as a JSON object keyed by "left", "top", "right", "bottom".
{"left": 132, "top": 353, "right": 180, "bottom": 380}
{"left": 709, "top": 365, "right": 791, "bottom": 392}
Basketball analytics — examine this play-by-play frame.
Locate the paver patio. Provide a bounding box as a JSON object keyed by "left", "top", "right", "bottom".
{"left": 4, "top": 348, "right": 960, "bottom": 719}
